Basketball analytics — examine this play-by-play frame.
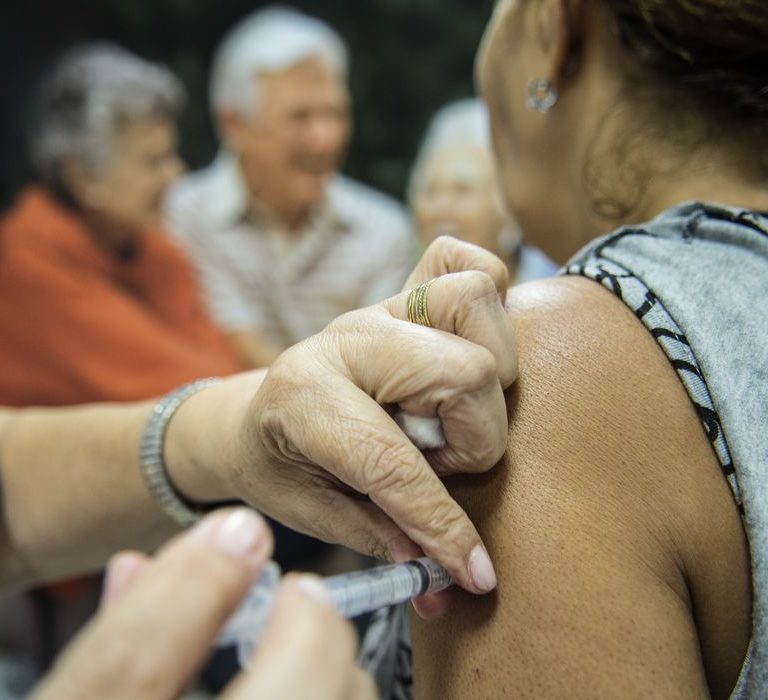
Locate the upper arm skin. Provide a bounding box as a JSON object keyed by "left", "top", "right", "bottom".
{"left": 412, "top": 277, "right": 751, "bottom": 699}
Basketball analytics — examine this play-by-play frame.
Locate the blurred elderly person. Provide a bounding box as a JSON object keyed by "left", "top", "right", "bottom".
{"left": 0, "top": 43, "right": 243, "bottom": 407}
{"left": 409, "top": 98, "right": 555, "bottom": 285}
{"left": 166, "top": 6, "right": 415, "bottom": 364}
{"left": 0, "top": 43, "right": 243, "bottom": 695}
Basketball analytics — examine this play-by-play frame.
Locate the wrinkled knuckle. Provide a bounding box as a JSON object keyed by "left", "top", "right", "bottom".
{"left": 324, "top": 308, "right": 356, "bottom": 336}
{"left": 332, "top": 304, "right": 387, "bottom": 332}
{"left": 431, "top": 234, "right": 458, "bottom": 259}
{"left": 369, "top": 542, "right": 391, "bottom": 562}
{"left": 366, "top": 442, "right": 425, "bottom": 500}
{"left": 429, "top": 501, "right": 470, "bottom": 542}
{"left": 360, "top": 529, "right": 402, "bottom": 562}
{"left": 488, "top": 259, "right": 510, "bottom": 293}
{"left": 476, "top": 434, "right": 506, "bottom": 469}
{"left": 461, "top": 345, "right": 498, "bottom": 389}
{"left": 260, "top": 347, "right": 308, "bottom": 409}
{"left": 499, "top": 338, "right": 519, "bottom": 380}
{"left": 450, "top": 444, "right": 495, "bottom": 474}
{"left": 324, "top": 307, "right": 388, "bottom": 366}
{"left": 462, "top": 269, "right": 499, "bottom": 302}
{"left": 271, "top": 338, "right": 309, "bottom": 372}
{"left": 359, "top": 530, "right": 390, "bottom": 561}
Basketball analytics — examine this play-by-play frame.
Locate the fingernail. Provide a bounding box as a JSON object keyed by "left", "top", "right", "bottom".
{"left": 211, "top": 509, "right": 267, "bottom": 559}
{"left": 469, "top": 544, "right": 497, "bottom": 593}
{"left": 292, "top": 575, "right": 332, "bottom": 606}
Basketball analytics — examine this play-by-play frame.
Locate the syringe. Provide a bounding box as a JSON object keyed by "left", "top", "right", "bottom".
{"left": 218, "top": 558, "right": 453, "bottom": 667}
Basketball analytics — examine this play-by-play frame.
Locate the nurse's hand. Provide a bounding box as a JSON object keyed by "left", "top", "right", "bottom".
{"left": 171, "top": 239, "right": 516, "bottom": 598}
{"left": 32, "top": 509, "right": 375, "bottom": 700}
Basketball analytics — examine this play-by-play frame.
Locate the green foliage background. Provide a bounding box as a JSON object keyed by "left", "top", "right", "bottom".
{"left": 0, "top": 0, "right": 495, "bottom": 209}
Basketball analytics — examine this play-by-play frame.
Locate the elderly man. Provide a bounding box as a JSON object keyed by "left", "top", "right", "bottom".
{"left": 166, "top": 6, "right": 415, "bottom": 366}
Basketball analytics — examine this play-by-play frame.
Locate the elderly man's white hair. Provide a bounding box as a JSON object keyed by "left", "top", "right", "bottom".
{"left": 408, "top": 98, "right": 492, "bottom": 205}
{"left": 210, "top": 5, "right": 349, "bottom": 118}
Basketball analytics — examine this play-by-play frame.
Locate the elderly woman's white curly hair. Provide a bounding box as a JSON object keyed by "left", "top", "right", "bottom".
{"left": 407, "top": 98, "right": 492, "bottom": 207}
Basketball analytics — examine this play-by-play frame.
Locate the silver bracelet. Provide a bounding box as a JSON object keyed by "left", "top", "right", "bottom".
{"left": 139, "top": 378, "right": 222, "bottom": 527}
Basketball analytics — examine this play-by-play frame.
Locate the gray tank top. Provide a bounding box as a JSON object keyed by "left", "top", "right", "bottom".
{"left": 362, "top": 201, "right": 767, "bottom": 698}
{"left": 566, "top": 201, "right": 767, "bottom": 697}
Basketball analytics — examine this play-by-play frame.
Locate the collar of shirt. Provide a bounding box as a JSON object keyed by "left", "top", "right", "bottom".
{"left": 204, "top": 150, "right": 352, "bottom": 279}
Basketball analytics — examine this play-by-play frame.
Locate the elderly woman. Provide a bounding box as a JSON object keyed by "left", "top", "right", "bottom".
{"left": 0, "top": 42, "right": 264, "bottom": 693}
{"left": 0, "top": 43, "right": 245, "bottom": 409}
{"left": 409, "top": 98, "right": 555, "bottom": 284}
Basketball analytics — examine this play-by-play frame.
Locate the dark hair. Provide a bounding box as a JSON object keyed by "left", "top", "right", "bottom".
{"left": 580, "top": 1, "right": 768, "bottom": 220}
{"left": 609, "top": 0, "right": 768, "bottom": 126}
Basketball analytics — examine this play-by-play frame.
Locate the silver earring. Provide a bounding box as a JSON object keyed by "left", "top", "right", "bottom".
{"left": 527, "top": 78, "right": 559, "bottom": 113}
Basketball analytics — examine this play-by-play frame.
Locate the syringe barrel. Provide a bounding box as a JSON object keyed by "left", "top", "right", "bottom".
{"left": 325, "top": 558, "right": 452, "bottom": 618}
{"left": 219, "top": 558, "right": 453, "bottom": 669}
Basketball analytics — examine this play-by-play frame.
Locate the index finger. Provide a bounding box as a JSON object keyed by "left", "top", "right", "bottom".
{"left": 289, "top": 375, "right": 497, "bottom": 595}
{"left": 405, "top": 236, "right": 510, "bottom": 301}
{"left": 393, "top": 269, "right": 518, "bottom": 390}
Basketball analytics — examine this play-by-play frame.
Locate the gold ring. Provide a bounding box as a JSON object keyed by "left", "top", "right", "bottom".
{"left": 407, "top": 279, "right": 435, "bottom": 327}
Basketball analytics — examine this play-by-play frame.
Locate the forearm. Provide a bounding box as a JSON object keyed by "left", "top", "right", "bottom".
{"left": 0, "top": 401, "right": 176, "bottom": 589}
{"left": 0, "top": 371, "right": 267, "bottom": 592}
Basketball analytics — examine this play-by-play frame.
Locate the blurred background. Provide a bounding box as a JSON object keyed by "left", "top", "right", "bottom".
{"left": 0, "top": 0, "right": 494, "bottom": 211}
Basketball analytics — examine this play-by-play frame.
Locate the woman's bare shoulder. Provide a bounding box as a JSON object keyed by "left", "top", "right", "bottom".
{"left": 412, "top": 276, "right": 751, "bottom": 699}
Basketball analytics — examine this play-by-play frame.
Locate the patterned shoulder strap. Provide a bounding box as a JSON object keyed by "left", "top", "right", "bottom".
{"left": 566, "top": 258, "right": 742, "bottom": 509}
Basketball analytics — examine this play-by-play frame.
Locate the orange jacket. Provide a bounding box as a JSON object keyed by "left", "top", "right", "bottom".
{"left": 0, "top": 187, "right": 243, "bottom": 406}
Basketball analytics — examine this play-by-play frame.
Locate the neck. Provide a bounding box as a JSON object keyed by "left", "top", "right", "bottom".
{"left": 80, "top": 210, "right": 140, "bottom": 259}
{"left": 273, "top": 204, "right": 312, "bottom": 233}
{"left": 539, "top": 138, "right": 768, "bottom": 265}
{"left": 250, "top": 197, "right": 312, "bottom": 235}
{"left": 540, "top": 5, "right": 768, "bottom": 259}
{"left": 631, "top": 156, "right": 768, "bottom": 224}
{"left": 238, "top": 159, "right": 312, "bottom": 234}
